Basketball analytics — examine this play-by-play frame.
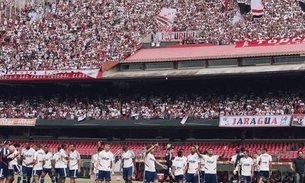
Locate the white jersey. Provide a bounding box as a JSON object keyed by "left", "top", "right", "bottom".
{"left": 8, "top": 150, "right": 19, "bottom": 169}
{"left": 172, "top": 156, "right": 186, "bottom": 176}
{"left": 57, "top": 149, "right": 68, "bottom": 168}
{"left": 231, "top": 154, "right": 238, "bottom": 164}
{"left": 91, "top": 153, "right": 99, "bottom": 174}
{"left": 97, "top": 150, "right": 115, "bottom": 171}
{"left": 239, "top": 157, "right": 253, "bottom": 176}
{"left": 253, "top": 156, "right": 260, "bottom": 172}
{"left": 122, "top": 150, "right": 135, "bottom": 168}
{"left": 69, "top": 150, "right": 81, "bottom": 170}
{"left": 144, "top": 153, "right": 156, "bottom": 172}
{"left": 186, "top": 153, "right": 200, "bottom": 174}
{"left": 200, "top": 156, "right": 205, "bottom": 171}
{"left": 33, "top": 149, "right": 46, "bottom": 170}
{"left": 259, "top": 153, "right": 272, "bottom": 171}
{"left": 43, "top": 152, "right": 53, "bottom": 169}
{"left": 203, "top": 155, "right": 219, "bottom": 174}
{"left": 21, "top": 148, "right": 36, "bottom": 167}
{"left": 53, "top": 152, "right": 60, "bottom": 169}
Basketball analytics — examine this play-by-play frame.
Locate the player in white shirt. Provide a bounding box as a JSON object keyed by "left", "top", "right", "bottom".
{"left": 90, "top": 147, "right": 103, "bottom": 183}
{"left": 57, "top": 144, "right": 69, "bottom": 183}
{"left": 238, "top": 150, "right": 253, "bottom": 183}
{"left": 252, "top": 151, "right": 260, "bottom": 183}
{"left": 69, "top": 144, "right": 81, "bottom": 183}
{"left": 143, "top": 143, "right": 167, "bottom": 183}
{"left": 41, "top": 146, "right": 55, "bottom": 183}
{"left": 33, "top": 144, "right": 46, "bottom": 183}
{"left": 52, "top": 147, "right": 62, "bottom": 183}
{"left": 196, "top": 146, "right": 227, "bottom": 183}
{"left": 185, "top": 146, "right": 200, "bottom": 183}
{"left": 7, "top": 143, "right": 21, "bottom": 183}
{"left": 21, "top": 142, "right": 36, "bottom": 183}
{"left": 120, "top": 145, "right": 135, "bottom": 183}
{"left": 171, "top": 150, "right": 186, "bottom": 183}
{"left": 199, "top": 150, "right": 207, "bottom": 183}
{"left": 96, "top": 142, "right": 115, "bottom": 183}
{"left": 258, "top": 148, "right": 272, "bottom": 183}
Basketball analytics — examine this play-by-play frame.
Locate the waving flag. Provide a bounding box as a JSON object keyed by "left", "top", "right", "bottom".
{"left": 222, "top": 0, "right": 229, "bottom": 12}
{"left": 251, "top": 0, "right": 264, "bottom": 18}
{"left": 299, "top": 0, "right": 305, "bottom": 13}
{"left": 156, "top": 8, "right": 177, "bottom": 32}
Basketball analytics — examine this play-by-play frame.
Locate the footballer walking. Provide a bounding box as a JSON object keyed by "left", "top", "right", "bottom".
{"left": 21, "top": 142, "right": 36, "bottom": 183}
{"left": 171, "top": 150, "right": 186, "bottom": 183}
{"left": 238, "top": 150, "right": 253, "bottom": 183}
{"left": 33, "top": 144, "right": 46, "bottom": 183}
{"left": 41, "top": 146, "right": 54, "bottom": 183}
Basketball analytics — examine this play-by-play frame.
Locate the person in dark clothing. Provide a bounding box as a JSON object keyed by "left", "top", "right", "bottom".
{"left": 161, "top": 147, "right": 174, "bottom": 183}
{"left": 291, "top": 151, "right": 305, "bottom": 183}
{"left": 0, "top": 140, "right": 14, "bottom": 183}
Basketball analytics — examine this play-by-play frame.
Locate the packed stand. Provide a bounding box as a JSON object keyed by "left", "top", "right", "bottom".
{"left": 0, "top": 88, "right": 304, "bottom": 120}
{"left": 0, "top": 0, "right": 304, "bottom": 71}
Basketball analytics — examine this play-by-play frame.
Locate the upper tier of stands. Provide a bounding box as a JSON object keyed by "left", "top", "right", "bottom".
{"left": 0, "top": 0, "right": 304, "bottom": 71}
{"left": 10, "top": 140, "right": 302, "bottom": 161}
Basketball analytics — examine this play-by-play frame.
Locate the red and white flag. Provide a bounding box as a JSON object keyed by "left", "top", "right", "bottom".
{"left": 251, "top": 0, "right": 264, "bottom": 17}
{"left": 156, "top": 8, "right": 177, "bottom": 32}
{"left": 222, "top": 0, "right": 229, "bottom": 11}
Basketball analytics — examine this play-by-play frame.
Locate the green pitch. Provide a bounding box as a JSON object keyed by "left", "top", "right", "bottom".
{"left": 36, "top": 178, "right": 142, "bottom": 183}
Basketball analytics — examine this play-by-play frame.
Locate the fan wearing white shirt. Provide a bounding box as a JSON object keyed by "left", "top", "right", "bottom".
{"left": 120, "top": 145, "right": 135, "bottom": 183}
{"left": 21, "top": 142, "right": 36, "bottom": 183}
{"left": 143, "top": 143, "right": 167, "bottom": 183}
{"left": 238, "top": 150, "right": 253, "bottom": 183}
{"left": 69, "top": 144, "right": 81, "bottom": 183}
{"left": 196, "top": 146, "right": 227, "bottom": 183}
{"left": 96, "top": 143, "right": 115, "bottom": 183}
{"left": 258, "top": 148, "right": 272, "bottom": 183}
{"left": 90, "top": 147, "right": 103, "bottom": 183}
{"left": 185, "top": 146, "right": 200, "bottom": 183}
{"left": 33, "top": 144, "right": 46, "bottom": 183}
{"left": 57, "top": 144, "right": 69, "bottom": 183}
{"left": 171, "top": 150, "right": 186, "bottom": 183}
{"left": 41, "top": 146, "right": 55, "bottom": 183}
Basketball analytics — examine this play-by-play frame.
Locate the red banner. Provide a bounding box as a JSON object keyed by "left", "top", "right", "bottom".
{"left": 0, "top": 69, "right": 103, "bottom": 81}
{"left": 291, "top": 114, "right": 305, "bottom": 127}
{"left": 235, "top": 36, "right": 305, "bottom": 48}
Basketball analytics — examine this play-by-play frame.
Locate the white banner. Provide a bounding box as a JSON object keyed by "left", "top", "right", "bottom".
{"left": 219, "top": 115, "right": 291, "bottom": 127}
{"left": 155, "top": 31, "right": 199, "bottom": 42}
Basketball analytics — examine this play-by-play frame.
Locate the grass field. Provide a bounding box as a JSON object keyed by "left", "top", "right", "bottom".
{"left": 27, "top": 178, "right": 142, "bottom": 183}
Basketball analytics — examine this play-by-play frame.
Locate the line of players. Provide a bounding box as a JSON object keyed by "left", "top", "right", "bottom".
{"left": 0, "top": 141, "right": 81, "bottom": 183}
{"left": 88, "top": 143, "right": 273, "bottom": 183}
{"left": 1, "top": 141, "right": 274, "bottom": 183}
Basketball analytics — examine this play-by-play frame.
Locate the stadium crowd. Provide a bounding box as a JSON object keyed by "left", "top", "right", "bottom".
{"left": 0, "top": 88, "right": 304, "bottom": 120}
{"left": 0, "top": 0, "right": 304, "bottom": 71}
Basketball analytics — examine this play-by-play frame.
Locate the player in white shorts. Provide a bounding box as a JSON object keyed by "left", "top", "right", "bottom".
{"left": 33, "top": 144, "right": 46, "bottom": 183}
{"left": 41, "top": 146, "right": 55, "bottom": 183}
{"left": 238, "top": 150, "right": 253, "bottom": 183}
{"left": 69, "top": 144, "right": 81, "bottom": 183}
{"left": 171, "top": 150, "right": 186, "bottom": 183}
{"left": 90, "top": 147, "right": 103, "bottom": 182}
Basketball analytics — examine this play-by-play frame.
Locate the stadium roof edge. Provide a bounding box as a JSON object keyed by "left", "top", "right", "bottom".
{"left": 121, "top": 44, "right": 305, "bottom": 63}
